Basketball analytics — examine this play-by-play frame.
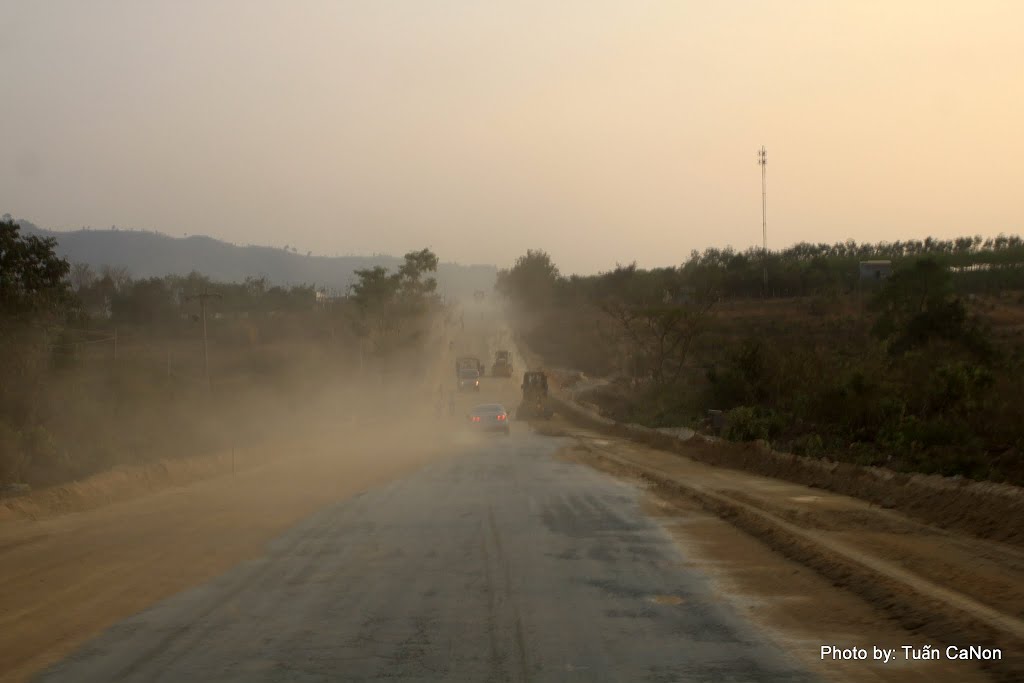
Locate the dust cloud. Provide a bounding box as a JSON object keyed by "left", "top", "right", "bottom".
{"left": 0, "top": 300, "right": 534, "bottom": 682}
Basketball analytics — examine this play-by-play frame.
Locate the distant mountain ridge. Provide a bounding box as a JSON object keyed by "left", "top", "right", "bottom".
{"left": 13, "top": 218, "right": 496, "bottom": 297}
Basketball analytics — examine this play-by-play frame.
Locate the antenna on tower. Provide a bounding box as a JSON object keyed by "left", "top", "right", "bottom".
{"left": 757, "top": 146, "right": 768, "bottom": 295}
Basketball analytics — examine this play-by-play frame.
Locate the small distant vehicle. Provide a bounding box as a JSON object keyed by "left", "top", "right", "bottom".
{"left": 467, "top": 403, "right": 510, "bottom": 435}
{"left": 456, "top": 355, "right": 485, "bottom": 377}
{"left": 491, "top": 350, "right": 513, "bottom": 378}
{"left": 457, "top": 368, "right": 481, "bottom": 392}
{"left": 516, "top": 370, "right": 553, "bottom": 419}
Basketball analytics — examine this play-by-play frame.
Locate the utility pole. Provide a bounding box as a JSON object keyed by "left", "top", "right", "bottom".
{"left": 185, "top": 288, "right": 222, "bottom": 389}
{"left": 758, "top": 146, "right": 768, "bottom": 296}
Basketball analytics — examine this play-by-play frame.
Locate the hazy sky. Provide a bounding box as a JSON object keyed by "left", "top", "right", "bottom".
{"left": 2, "top": 1, "right": 1022, "bottom": 274}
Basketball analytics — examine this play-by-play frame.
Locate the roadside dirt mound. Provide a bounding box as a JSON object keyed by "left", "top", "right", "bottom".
{"left": 690, "top": 488, "right": 1024, "bottom": 683}
{"left": 2, "top": 313, "right": 461, "bottom": 526}
{"left": 543, "top": 384, "right": 1024, "bottom": 548}
{"left": 0, "top": 316, "right": 475, "bottom": 682}
{"left": 518, "top": 329, "right": 1024, "bottom": 547}
{"left": 0, "top": 422, "right": 460, "bottom": 683}
{"left": 676, "top": 438, "right": 1024, "bottom": 548}
{"left": 0, "top": 448, "right": 265, "bottom": 522}
{"left": 567, "top": 441, "right": 1024, "bottom": 683}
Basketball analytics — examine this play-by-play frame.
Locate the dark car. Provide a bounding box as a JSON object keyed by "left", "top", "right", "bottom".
{"left": 467, "top": 403, "right": 510, "bottom": 435}
{"left": 457, "top": 368, "right": 481, "bottom": 392}
{"left": 456, "top": 356, "right": 485, "bottom": 377}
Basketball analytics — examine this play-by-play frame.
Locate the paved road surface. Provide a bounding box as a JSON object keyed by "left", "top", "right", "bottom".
{"left": 36, "top": 429, "right": 817, "bottom": 682}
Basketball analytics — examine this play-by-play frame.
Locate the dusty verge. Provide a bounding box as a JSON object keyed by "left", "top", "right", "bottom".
{"left": 558, "top": 444, "right": 994, "bottom": 683}
{"left": 0, "top": 422, "right": 461, "bottom": 683}
{"left": 511, "top": 328, "right": 1024, "bottom": 547}
{"left": 536, "top": 365, "right": 1024, "bottom": 548}
{"left": 544, "top": 420, "right": 1024, "bottom": 683}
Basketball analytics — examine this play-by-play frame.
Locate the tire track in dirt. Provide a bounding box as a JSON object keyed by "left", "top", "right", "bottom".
{"left": 569, "top": 439, "right": 1024, "bottom": 682}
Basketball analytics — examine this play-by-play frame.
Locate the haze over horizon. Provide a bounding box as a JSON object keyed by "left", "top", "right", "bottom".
{"left": 2, "top": 1, "right": 1022, "bottom": 275}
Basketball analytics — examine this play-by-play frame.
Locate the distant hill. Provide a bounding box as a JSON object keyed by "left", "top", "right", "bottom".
{"left": 14, "top": 218, "right": 496, "bottom": 298}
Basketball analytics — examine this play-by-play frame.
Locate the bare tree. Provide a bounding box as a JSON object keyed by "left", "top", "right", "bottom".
{"left": 99, "top": 265, "right": 132, "bottom": 292}
{"left": 68, "top": 262, "right": 96, "bottom": 292}
{"left": 595, "top": 265, "right": 717, "bottom": 385}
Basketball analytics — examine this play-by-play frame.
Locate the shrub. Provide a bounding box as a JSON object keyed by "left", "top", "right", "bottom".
{"left": 724, "top": 406, "right": 784, "bottom": 442}
{"left": 790, "top": 432, "right": 825, "bottom": 457}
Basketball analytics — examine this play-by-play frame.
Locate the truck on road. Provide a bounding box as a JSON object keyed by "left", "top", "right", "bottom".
{"left": 491, "top": 350, "right": 513, "bottom": 378}
{"left": 516, "top": 370, "right": 553, "bottom": 419}
{"left": 456, "top": 355, "right": 485, "bottom": 377}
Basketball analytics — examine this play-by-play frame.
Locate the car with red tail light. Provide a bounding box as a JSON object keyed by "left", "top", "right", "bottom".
{"left": 467, "top": 404, "right": 510, "bottom": 435}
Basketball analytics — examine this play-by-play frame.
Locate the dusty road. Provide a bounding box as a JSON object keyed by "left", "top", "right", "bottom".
{"left": 1, "top": 315, "right": 1009, "bottom": 682}
{"left": 5, "top": 405, "right": 1003, "bottom": 681}
{"left": 0, "top": 426, "right": 457, "bottom": 683}
{"left": 34, "top": 427, "right": 818, "bottom": 683}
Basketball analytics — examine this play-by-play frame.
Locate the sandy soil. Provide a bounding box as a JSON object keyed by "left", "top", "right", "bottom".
{"left": 6, "top": 309, "right": 1018, "bottom": 682}
{"left": 558, "top": 445, "right": 1000, "bottom": 682}
{"left": 0, "top": 421, "right": 464, "bottom": 683}
{"left": 0, "top": 317, "right": 471, "bottom": 683}
{"left": 551, "top": 424, "right": 1024, "bottom": 682}
{"left": 642, "top": 491, "right": 994, "bottom": 683}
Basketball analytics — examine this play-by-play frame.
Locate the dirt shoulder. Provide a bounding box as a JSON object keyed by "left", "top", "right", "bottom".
{"left": 559, "top": 445, "right": 992, "bottom": 683}
{"left": 0, "top": 420, "right": 462, "bottom": 683}
{"left": 542, "top": 369, "right": 1024, "bottom": 548}
{"left": 512, "top": 316, "right": 1024, "bottom": 549}
{"left": 0, "top": 320, "right": 469, "bottom": 683}
{"left": 0, "top": 447, "right": 269, "bottom": 523}
{"left": 545, "top": 419, "right": 1024, "bottom": 682}
{"left": 660, "top": 432, "right": 1024, "bottom": 548}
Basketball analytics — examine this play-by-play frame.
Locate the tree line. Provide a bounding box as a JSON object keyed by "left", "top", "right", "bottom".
{"left": 4, "top": 218, "right": 442, "bottom": 336}
{"left": 497, "top": 235, "right": 1024, "bottom": 485}
{"left": 1, "top": 217, "right": 444, "bottom": 488}
{"left": 682, "top": 235, "right": 1024, "bottom": 298}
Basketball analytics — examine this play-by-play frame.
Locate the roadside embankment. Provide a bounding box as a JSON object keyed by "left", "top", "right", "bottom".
{"left": 515, "top": 332, "right": 1024, "bottom": 680}
{"left": 554, "top": 431, "right": 1024, "bottom": 683}
{"left": 0, "top": 447, "right": 268, "bottom": 522}
{"left": 0, "top": 318, "right": 468, "bottom": 683}
{"left": 526, "top": 357, "right": 1024, "bottom": 548}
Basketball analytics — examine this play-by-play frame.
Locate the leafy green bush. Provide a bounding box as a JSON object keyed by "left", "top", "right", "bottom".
{"left": 790, "top": 432, "right": 825, "bottom": 457}
{"left": 724, "top": 406, "right": 784, "bottom": 442}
